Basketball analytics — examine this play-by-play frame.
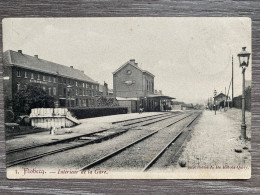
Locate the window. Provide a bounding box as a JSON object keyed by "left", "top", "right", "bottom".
{"left": 17, "top": 70, "right": 21, "bottom": 77}
{"left": 64, "top": 88, "right": 66, "bottom": 96}
{"left": 37, "top": 74, "right": 40, "bottom": 80}
{"left": 83, "top": 83, "right": 85, "bottom": 88}
{"left": 86, "top": 83, "right": 88, "bottom": 88}
{"left": 83, "top": 90, "right": 85, "bottom": 96}
{"left": 48, "top": 76, "right": 52, "bottom": 82}
{"left": 76, "top": 81, "right": 78, "bottom": 86}
{"left": 31, "top": 73, "right": 34, "bottom": 79}
{"left": 43, "top": 86, "right": 46, "bottom": 91}
{"left": 53, "top": 87, "right": 57, "bottom": 96}
{"left": 91, "top": 91, "right": 94, "bottom": 97}
{"left": 17, "top": 83, "right": 20, "bottom": 90}
{"left": 43, "top": 75, "right": 46, "bottom": 81}
{"left": 76, "top": 89, "right": 78, "bottom": 95}
{"left": 53, "top": 77, "right": 56, "bottom": 83}
{"left": 48, "top": 87, "right": 52, "bottom": 95}
{"left": 24, "top": 71, "right": 28, "bottom": 78}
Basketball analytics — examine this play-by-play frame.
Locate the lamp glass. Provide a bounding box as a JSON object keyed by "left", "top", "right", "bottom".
{"left": 238, "top": 47, "right": 250, "bottom": 68}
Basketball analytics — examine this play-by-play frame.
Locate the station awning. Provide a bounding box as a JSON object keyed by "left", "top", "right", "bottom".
{"left": 116, "top": 97, "right": 139, "bottom": 101}
{"left": 146, "top": 94, "right": 175, "bottom": 99}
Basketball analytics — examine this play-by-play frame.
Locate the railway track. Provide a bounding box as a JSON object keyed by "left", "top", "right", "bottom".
{"left": 123, "top": 112, "right": 184, "bottom": 126}
{"left": 6, "top": 111, "right": 184, "bottom": 155}
{"left": 78, "top": 111, "right": 201, "bottom": 171}
{"left": 6, "top": 112, "right": 188, "bottom": 168}
{"left": 142, "top": 112, "right": 201, "bottom": 171}
{"left": 111, "top": 112, "right": 170, "bottom": 124}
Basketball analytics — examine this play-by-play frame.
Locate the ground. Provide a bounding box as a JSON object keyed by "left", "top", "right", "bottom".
{"left": 6, "top": 108, "right": 252, "bottom": 179}
{"left": 176, "top": 108, "right": 251, "bottom": 173}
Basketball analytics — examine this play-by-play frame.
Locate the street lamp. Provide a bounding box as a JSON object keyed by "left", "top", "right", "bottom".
{"left": 237, "top": 47, "right": 251, "bottom": 140}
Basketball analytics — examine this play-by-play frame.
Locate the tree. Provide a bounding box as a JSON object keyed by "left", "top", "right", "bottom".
{"left": 12, "top": 84, "right": 55, "bottom": 115}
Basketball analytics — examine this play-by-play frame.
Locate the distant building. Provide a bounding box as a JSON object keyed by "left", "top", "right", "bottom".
{"left": 113, "top": 59, "right": 174, "bottom": 112}
{"left": 3, "top": 50, "right": 99, "bottom": 108}
{"left": 233, "top": 80, "right": 251, "bottom": 111}
{"left": 214, "top": 93, "right": 230, "bottom": 109}
{"left": 98, "top": 82, "right": 113, "bottom": 97}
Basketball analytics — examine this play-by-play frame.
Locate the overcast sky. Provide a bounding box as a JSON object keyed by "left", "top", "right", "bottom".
{"left": 3, "top": 18, "right": 251, "bottom": 104}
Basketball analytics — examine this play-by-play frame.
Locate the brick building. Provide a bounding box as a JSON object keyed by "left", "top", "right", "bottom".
{"left": 113, "top": 59, "right": 155, "bottom": 98}
{"left": 3, "top": 50, "right": 99, "bottom": 108}
{"left": 98, "top": 82, "right": 113, "bottom": 97}
{"left": 113, "top": 59, "right": 174, "bottom": 112}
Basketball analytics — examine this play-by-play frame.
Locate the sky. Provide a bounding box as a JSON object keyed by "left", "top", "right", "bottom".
{"left": 3, "top": 18, "right": 251, "bottom": 104}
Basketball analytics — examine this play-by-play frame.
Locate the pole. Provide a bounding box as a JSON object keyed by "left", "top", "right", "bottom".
{"left": 224, "top": 87, "right": 227, "bottom": 111}
{"left": 241, "top": 68, "right": 246, "bottom": 139}
{"left": 232, "top": 55, "right": 234, "bottom": 105}
{"left": 214, "top": 97, "right": 216, "bottom": 115}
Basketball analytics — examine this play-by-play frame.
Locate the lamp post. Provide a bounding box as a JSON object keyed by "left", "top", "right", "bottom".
{"left": 67, "top": 85, "right": 72, "bottom": 108}
{"left": 237, "top": 47, "right": 251, "bottom": 140}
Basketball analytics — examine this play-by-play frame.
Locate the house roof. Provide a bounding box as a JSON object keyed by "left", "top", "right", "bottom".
{"left": 3, "top": 50, "right": 98, "bottom": 84}
{"left": 214, "top": 93, "right": 229, "bottom": 99}
{"left": 112, "top": 60, "right": 155, "bottom": 77}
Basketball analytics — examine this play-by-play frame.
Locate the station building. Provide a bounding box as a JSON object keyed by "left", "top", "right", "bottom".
{"left": 214, "top": 93, "right": 231, "bottom": 109}
{"left": 3, "top": 50, "right": 99, "bottom": 108}
{"left": 113, "top": 59, "right": 174, "bottom": 112}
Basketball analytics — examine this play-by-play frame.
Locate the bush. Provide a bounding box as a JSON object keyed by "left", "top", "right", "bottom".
{"left": 69, "top": 107, "right": 128, "bottom": 119}
{"left": 11, "top": 84, "right": 55, "bottom": 116}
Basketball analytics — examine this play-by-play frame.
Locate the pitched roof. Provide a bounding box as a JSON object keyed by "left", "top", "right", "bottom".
{"left": 214, "top": 93, "right": 229, "bottom": 99}
{"left": 3, "top": 50, "right": 98, "bottom": 84}
{"left": 112, "top": 60, "right": 155, "bottom": 77}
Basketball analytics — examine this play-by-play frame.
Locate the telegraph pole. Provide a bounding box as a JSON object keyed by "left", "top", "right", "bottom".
{"left": 232, "top": 55, "right": 234, "bottom": 105}
{"left": 214, "top": 89, "right": 217, "bottom": 115}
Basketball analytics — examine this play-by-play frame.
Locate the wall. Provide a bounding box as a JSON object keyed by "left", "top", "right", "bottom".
{"left": 233, "top": 87, "right": 251, "bottom": 111}
{"left": 4, "top": 66, "right": 99, "bottom": 108}
{"left": 114, "top": 63, "right": 144, "bottom": 98}
{"left": 143, "top": 72, "right": 154, "bottom": 96}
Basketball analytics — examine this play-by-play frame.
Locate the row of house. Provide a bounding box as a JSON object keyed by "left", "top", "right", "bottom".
{"left": 3, "top": 50, "right": 174, "bottom": 113}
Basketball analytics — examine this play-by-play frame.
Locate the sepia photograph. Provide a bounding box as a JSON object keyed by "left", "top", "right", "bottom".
{"left": 2, "top": 17, "right": 251, "bottom": 179}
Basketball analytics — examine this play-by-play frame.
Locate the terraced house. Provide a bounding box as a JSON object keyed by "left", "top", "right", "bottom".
{"left": 3, "top": 50, "right": 99, "bottom": 108}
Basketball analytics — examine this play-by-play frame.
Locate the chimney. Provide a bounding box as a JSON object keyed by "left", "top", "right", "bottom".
{"left": 81, "top": 70, "right": 84, "bottom": 73}
{"left": 70, "top": 66, "right": 73, "bottom": 68}
{"left": 34, "top": 55, "right": 38, "bottom": 59}
{"left": 134, "top": 62, "right": 138, "bottom": 66}
{"left": 18, "top": 50, "right": 22, "bottom": 54}
{"left": 129, "top": 59, "right": 135, "bottom": 64}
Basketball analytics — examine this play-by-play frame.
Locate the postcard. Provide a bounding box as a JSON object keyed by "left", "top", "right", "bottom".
{"left": 2, "top": 17, "right": 251, "bottom": 179}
